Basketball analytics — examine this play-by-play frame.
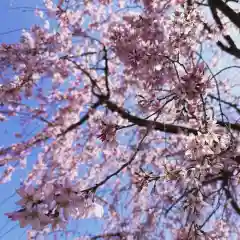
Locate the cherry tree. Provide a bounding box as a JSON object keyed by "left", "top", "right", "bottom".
{"left": 0, "top": 0, "right": 240, "bottom": 239}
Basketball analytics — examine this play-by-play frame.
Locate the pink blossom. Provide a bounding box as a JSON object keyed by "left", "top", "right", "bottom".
{"left": 0, "top": 0, "right": 239, "bottom": 238}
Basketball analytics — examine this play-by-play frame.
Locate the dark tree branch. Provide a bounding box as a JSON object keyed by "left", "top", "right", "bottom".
{"left": 209, "top": 0, "right": 240, "bottom": 29}
{"left": 165, "top": 189, "right": 196, "bottom": 216}
{"left": 199, "top": 190, "right": 223, "bottom": 229}
{"left": 216, "top": 40, "right": 240, "bottom": 58}
{"left": 58, "top": 99, "right": 104, "bottom": 137}
{"left": 221, "top": 170, "right": 240, "bottom": 215}
{"left": 209, "top": 94, "right": 240, "bottom": 114}
{"left": 82, "top": 128, "right": 149, "bottom": 193}
{"left": 103, "top": 100, "right": 240, "bottom": 133}
{"left": 198, "top": 0, "right": 240, "bottom": 58}
{"left": 224, "top": 184, "right": 240, "bottom": 214}
{"left": 91, "top": 232, "right": 129, "bottom": 239}
{"left": 165, "top": 175, "right": 225, "bottom": 216}
{"left": 208, "top": 0, "right": 224, "bottom": 29}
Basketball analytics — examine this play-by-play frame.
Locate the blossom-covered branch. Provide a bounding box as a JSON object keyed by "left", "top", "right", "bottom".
{"left": 0, "top": 0, "right": 240, "bottom": 239}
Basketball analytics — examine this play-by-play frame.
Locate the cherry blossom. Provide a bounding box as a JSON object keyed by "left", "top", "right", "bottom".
{"left": 0, "top": 0, "right": 240, "bottom": 239}
{"left": 6, "top": 179, "right": 104, "bottom": 230}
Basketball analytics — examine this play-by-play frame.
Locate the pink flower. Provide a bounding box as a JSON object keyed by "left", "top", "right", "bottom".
{"left": 16, "top": 185, "right": 42, "bottom": 208}
{"left": 5, "top": 209, "right": 51, "bottom": 230}
{"left": 97, "top": 124, "right": 117, "bottom": 143}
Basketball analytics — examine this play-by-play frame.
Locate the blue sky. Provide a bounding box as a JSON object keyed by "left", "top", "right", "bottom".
{"left": 0, "top": 0, "right": 43, "bottom": 43}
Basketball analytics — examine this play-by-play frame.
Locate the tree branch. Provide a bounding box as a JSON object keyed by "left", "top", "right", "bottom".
{"left": 82, "top": 128, "right": 149, "bottom": 193}
{"left": 104, "top": 100, "right": 240, "bottom": 134}
{"left": 91, "top": 231, "right": 129, "bottom": 239}
{"left": 208, "top": 0, "right": 240, "bottom": 29}
{"left": 209, "top": 94, "right": 240, "bottom": 114}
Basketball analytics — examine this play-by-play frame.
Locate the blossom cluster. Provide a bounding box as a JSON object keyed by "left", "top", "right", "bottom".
{"left": 0, "top": 0, "right": 238, "bottom": 239}
{"left": 6, "top": 179, "right": 104, "bottom": 230}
